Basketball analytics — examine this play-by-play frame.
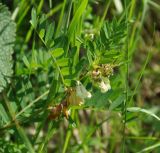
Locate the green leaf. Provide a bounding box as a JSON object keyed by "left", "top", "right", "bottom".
{"left": 30, "top": 8, "right": 37, "bottom": 29}
{"left": 127, "top": 107, "right": 160, "bottom": 121}
{"left": 39, "top": 28, "right": 45, "bottom": 39}
{"left": 109, "top": 94, "right": 125, "bottom": 110}
{"left": 61, "top": 67, "right": 71, "bottom": 76}
{"left": 22, "top": 56, "right": 30, "bottom": 68}
{"left": 45, "top": 23, "right": 55, "bottom": 44}
{"left": 137, "top": 142, "right": 160, "bottom": 153}
{"left": 0, "top": 138, "right": 25, "bottom": 152}
{"left": 98, "top": 19, "right": 126, "bottom": 51}
{"left": 64, "top": 79, "right": 72, "bottom": 86}
{"left": 56, "top": 58, "right": 69, "bottom": 67}
{"left": 50, "top": 48, "right": 64, "bottom": 58}
{"left": 85, "top": 88, "right": 123, "bottom": 109}
{"left": 47, "top": 78, "right": 59, "bottom": 104}
{"left": 68, "top": 0, "right": 88, "bottom": 40}
{"left": 0, "top": 3, "right": 16, "bottom": 92}
{"left": 0, "top": 103, "right": 10, "bottom": 125}
{"left": 85, "top": 90, "right": 111, "bottom": 108}
{"left": 87, "top": 50, "right": 93, "bottom": 65}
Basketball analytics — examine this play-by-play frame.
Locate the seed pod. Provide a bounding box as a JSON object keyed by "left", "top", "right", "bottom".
{"left": 48, "top": 101, "right": 69, "bottom": 120}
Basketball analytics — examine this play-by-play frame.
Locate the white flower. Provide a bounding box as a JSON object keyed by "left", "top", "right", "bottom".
{"left": 76, "top": 81, "right": 92, "bottom": 99}
{"left": 99, "top": 78, "right": 111, "bottom": 93}
{"left": 84, "top": 33, "right": 94, "bottom": 40}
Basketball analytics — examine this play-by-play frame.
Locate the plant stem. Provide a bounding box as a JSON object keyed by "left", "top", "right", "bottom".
{"left": 2, "top": 92, "right": 35, "bottom": 153}
{"left": 122, "top": 0, "right": 129, "bottom": 152}
{"left": 99, "top": 0, "right": 111, "bottom": 30}
{"left": 62, "top": 110, "right": 75, "bottom": 153}
{"left": 55, "top": 0, "right": 67, "bottom": 37}
{"left": 62, "top": 130, "right": 72, "bottom": 153}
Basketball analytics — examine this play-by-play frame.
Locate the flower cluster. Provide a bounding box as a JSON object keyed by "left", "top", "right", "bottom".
{"left": 48, "top": 64, "right": 114, "bottom": 120}
{"left": 91, "top": 64, "right": 114, "bottom": 93}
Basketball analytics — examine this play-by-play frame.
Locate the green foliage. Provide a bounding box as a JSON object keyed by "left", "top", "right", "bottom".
{"left": 98, "top": 19, "right": 127, "bottom": 51}
{"left": 0, "top": 138, "right": 25, "bottom": 153}
{"left": 0, "top": 3, "right": 16, "bottom": 92}
{"left": 0, "top": 0, "right": 160, "bottom": 153}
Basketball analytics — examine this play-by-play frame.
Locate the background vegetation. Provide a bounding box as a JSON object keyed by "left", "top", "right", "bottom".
{"left": 0, "top": 0, "right": 160, "bottom": 152}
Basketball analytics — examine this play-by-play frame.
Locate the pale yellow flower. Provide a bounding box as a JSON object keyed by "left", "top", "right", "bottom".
{"left": 98, "top": 78, "right": 111, "bottom": 93}
{"left": 76, "top": 81, "right": 92, "bottom": 99}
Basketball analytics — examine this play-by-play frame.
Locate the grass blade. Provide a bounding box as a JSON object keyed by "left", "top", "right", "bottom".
{"left": 127, "top": 107, "right": 160, "bottom": 121}
{"left": 137, "top": 142, "right": 160, "bottom": 153}
{"left": 68, "top": 0, "right": 88, "bottom": 41}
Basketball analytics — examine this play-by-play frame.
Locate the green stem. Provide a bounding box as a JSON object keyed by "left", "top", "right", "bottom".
{"left": 62, "top": 130, "right": 72, "bottom": 153}
{"left": 129, "top": 0, "right": 136, "bottom": 19}
{"left": 2, "top": 93, "right": 35, "bottom": 153}
{"left": 55, "top": 0, "right": 67, "bottom": 37}
{"left": 99, "top": 0, "right": 111, "bottom": 30}
{"left": 0, "top": 90, "right": 49, "bottom": 131}
{"left": 62, "top": 110, "right": 75, "bottom": 153}
{"left": 20, "top": 0, "right": 44, "bottom": 54}
{"left": 38, "top": 122, "right": 57, "bottom": 153}
{"left": 46, "top": 3, "right": 63, "bottom": 18}
{"left": 129, "top": 43, "right": 152, "bottom": 105}
{"left": 122, "top": 0, "right": 129, "bottom": 152}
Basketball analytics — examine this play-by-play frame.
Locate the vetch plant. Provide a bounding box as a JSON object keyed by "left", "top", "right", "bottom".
{"left": 0, "top": 1, "right": 160, "bottom": 153}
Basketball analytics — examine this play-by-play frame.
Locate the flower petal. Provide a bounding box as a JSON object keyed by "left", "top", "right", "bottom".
{"left": 76, "top": 81, "right": 92, "bottom": 99}
{"left": 99, "top": 78, "right": 111, "bottom": 93}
